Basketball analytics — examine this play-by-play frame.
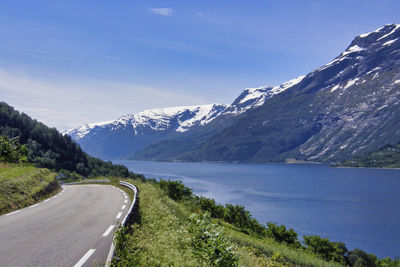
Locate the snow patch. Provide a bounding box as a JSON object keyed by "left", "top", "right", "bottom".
{"left": 383, "top": 38, "right": 399, "bottom": 46}
{"left": 330, "top": 84, "right": 340, "bottom": 93}
{"left": 359, "top": 26, "right": 385, "bottom": 38}
{"left": 343, "top": 78, "right": 360, "bottom": 90}
{"left": 366, "top": 67, "right": 381, "bottom": 75}
{"left": 377, "top": 24, "right": 400, "bottom": 41}
{"left": 239, "top": 88, "right": 268, "bottom": 104}
{"left": 342, "top": 45, "right": 365, "bottom": 56}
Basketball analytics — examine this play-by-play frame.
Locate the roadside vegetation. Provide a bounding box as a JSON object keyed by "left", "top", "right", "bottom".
{"left": 0, "top": 164, "right": 60, "bottom": 215}
{"left": 113, "top": 179, "right": 399, "bottom": 267}
{"left": 0, "top": 135, "right": 60, "bottom": 215}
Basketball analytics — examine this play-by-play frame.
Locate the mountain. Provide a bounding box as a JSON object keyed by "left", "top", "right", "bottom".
{"left": 135, "top": 24, "right": 400, "bottom": 163}
{"left": 65, "top": 104, "right": 228, "bottom": 159}
{"left": 0, "top": 101, "right": 141, "bottom": 179}
{"left": 131, "top": 76, "right": 306, "bottom": 161}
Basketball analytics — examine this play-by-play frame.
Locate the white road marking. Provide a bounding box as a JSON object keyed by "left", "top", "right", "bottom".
{"left": 102, "top": 225, "right": 114, "bottom": 237}
{"left": 5, "top": 210, "right": 20, "bottom": 216}
{"left": 116, "top": 212, "right": 122, "bottom": 220}
{"left": 124, "top": 196, "right": 127, "bottom": 199}
{"left": 121, "top": 205, "right": 126, "bottom": 210}
{"left": 43, "top": 199, "right": 50, "bottom": 203}
{"left": 74, "top": 249, "right": 95, "bottom": 267}
{"left": 29, "top": 204, "right": 39, "bottom": 208}
{"left": 124, "top": 199, "right": 127, "bottom": 203}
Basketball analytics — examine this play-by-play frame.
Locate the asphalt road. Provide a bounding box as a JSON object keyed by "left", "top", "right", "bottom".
{"left": 0, "top": 184, "right": 131, "bottom": 267}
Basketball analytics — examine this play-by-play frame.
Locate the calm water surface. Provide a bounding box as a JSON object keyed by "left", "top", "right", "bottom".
{"left": 115, "top": 160, "right": 400, "bottom": 258}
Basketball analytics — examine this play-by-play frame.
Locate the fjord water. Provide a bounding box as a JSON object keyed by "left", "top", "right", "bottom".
{"left": 116, "top": 160, "right": 400, "bottom": 258}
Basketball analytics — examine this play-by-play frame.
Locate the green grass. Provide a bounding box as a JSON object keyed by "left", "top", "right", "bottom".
{"left": 113, "top": 179, "right": 205, "bottom": 266}
{"left": 223, "top": 222, "right": 343, "bottom": 267}
{"left": 0, "top": 163, "right": 60, "bottom": 215}
{"left": 113, "top": 179, "right": 340, "bottom": 267}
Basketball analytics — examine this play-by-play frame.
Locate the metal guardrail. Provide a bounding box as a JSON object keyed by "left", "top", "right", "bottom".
{"left": 62, "top": 179, "right": 111, "bottom": 185}
{"left": 105, "top": 181, "right": 138, "bottom": 267}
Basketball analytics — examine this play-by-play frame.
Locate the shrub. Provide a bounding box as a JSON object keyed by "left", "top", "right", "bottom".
{"left": 266, "top": 222, "right": 300, "bottom": 248}
{"left": 0, "top": 136, "right": 28, "bottom": 163}
{"left": 195, "top": 197, "right": 225, "bottom": 218}
{"left": 159, "top": 179, "right": 192, "bottom": 201}
{"left": 348, "top": 249, "right": 377, "bottom": 267}
{"left": 303, "top": 235, "right": 348, "bottom": 264}
{"left": 188, "top": 212, "right": 239, "bottom": 266}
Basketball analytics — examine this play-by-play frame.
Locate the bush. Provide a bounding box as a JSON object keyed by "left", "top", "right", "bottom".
{"left": 266, "top": 222, "right": 300, "bottom": 248}
{"left": 0, "top": 136, "right": 27, "bottom": 163}
{"left": 159, "top": 179, "right": 192, "bottom": 201}
{"left": 195, "top": 197, "right": 225, "bottom": 218}
{"left": 303, "top": 235, "right": 348, "bottom": 264}
{"left": 188, "top": 212, "right": 239, "bottom": 266}
{"left": 348, "top": 249, "right": 377, "bottom": 267}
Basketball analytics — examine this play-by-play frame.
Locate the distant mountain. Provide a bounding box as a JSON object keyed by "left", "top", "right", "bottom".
{"left": 0, "top": 101, "right": 140, "bottom": 179}
{"left": 135, "top": 24, "right": 400, "bottom": 163}
{"left": 65, "top": 104, "right": 227, "bottom": 159}
{"left": 67, "top": 24, "right": 400, "bottom": 164}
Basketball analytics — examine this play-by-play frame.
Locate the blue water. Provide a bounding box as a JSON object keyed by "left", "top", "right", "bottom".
{"left": 115, "top": 160, "right": 400, "bottom": 258}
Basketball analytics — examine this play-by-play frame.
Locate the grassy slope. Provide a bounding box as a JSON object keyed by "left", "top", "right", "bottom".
{"left": 0, "top": 164, "right": 60, "bottom": 215}
{"left": 113, "top": 179, "right": 341, "bottom": 267}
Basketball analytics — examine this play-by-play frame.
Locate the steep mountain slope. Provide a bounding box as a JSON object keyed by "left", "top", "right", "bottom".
{"left": 132, "top": 76, "right": 305, "bottom": 161}
{"left": 65, "top": 104, "right": 227, "bottom": 159}
{"left": 136, "top": 24, "right": 400, "bottom": 163}
{"left": 180, "top": 24, "right": 400, "bottom": 162}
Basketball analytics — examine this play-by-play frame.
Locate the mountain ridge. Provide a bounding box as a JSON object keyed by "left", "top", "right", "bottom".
{"left": 67, "top": 24, "right": 400, "bottom": 163}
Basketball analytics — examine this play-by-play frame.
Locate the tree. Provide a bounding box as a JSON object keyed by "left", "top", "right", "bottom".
{"left": 303, "top": 235, "right": 348, "bottom": 264}
{"left": 266, "top": 222, "right": 300, "bottom": 247}
{"left": 0, "top": 136, "right": 28, "bottom": 163}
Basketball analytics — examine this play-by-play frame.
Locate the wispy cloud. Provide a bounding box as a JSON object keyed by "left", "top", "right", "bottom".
{"left": 149, "top": 8, "right": 174, "bottom": 16}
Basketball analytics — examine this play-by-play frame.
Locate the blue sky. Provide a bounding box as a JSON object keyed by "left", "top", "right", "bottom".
{"left": 0, "top": 0, "right": 399, "bottom": 130}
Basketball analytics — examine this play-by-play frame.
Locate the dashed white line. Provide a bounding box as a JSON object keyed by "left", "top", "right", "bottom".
{"left": 29, "top": 204, "right": 39, "bottom": 208}
{"left": 102, "top": 225, "right": 114, "bottom": 237}
{"left": 121, "top": 205, "right": 126, "bottom": 210}
{"left": 5, "top": 210, "right": 20, "bottom": 216}
{"left": 124, "top": 199, "right": 127, "bottom": 203}
{"left": 74, "top": 249, "right": 95, "bottom": 267}
{"left": 124, "top": 196, "right": 127, "bottom": 199}
{"left": 116, "top": 212, "right": 122, "bottom": 220}
{"left": 43, "top": 199, "right": 50, "bottom": 203}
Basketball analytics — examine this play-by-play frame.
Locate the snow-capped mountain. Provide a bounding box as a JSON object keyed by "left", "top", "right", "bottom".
{"left": 68, "top": 24, "right": 400, "bottom": 163}
{"left": 65, "top": 104, "right": 227, "bottom": 159}
{"left": 135, "top": 24, "right": 400, "bottom": 163}
{"left": 223, "top": 75, "right": 305, "bottom": 115}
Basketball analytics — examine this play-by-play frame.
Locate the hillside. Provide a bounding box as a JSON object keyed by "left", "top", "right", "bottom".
{"left": 135, "top": 24, "right": 400, "bottom": 163}
{"left": 341, "top": 142, "right": 400, "bottom": 168}
{"left": 0, "top": 101, "right": 142, "bottom": 179}
{"left": 0, "top": 164, "right": 59, "bottom": 215}
{"left": 112, "top": 178, "right": 398, "bottom": 267}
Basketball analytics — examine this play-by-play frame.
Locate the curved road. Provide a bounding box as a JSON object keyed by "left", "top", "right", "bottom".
{"left": 0, "top": 184, "right": 131, "bottom": 267}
